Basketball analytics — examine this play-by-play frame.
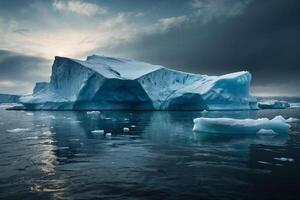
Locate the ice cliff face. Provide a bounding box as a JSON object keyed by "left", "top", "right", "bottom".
{"left": 20, "top": 55, "right": 257, "bottom": 110}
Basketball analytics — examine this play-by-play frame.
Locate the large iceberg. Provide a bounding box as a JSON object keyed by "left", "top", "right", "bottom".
{"left": 193, "top": 116, "right": 291, "bottom": 134}
{"left": 19, "top": 55, "right": 257, "bottom": 110}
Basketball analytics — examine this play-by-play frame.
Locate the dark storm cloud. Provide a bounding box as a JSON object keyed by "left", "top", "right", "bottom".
{"left": 0, "top": 0, "right": 299, "bottom": 96}
{"left": 98, "top": 0, "right": 300, "bottom": 95}
{"left": 0, "top": 50, "right": 51, "bottom": 94}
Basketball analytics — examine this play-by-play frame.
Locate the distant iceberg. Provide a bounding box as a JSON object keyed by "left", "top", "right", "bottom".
{"left": 19, "top": 55, "right": 258, "bottom": 110}
{"left": 258, "top": 100, "right": 290, "bottom": 109}
{"left": 0, "top": 94, "right": 20, "bottom": 103}
{"left": 193, "top": 116, "right": 291, "bottom": 134}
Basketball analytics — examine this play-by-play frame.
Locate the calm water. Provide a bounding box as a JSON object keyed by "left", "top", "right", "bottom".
{"left": 0, "top": 105, "right": 300, "bottom": 200}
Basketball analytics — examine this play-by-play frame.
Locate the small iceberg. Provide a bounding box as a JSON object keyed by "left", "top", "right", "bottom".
{"left": 193, "top": 116, "right": 291, "bottom": 134}
{"left": 258, "top": 100, "right": 290, "bottom": 109}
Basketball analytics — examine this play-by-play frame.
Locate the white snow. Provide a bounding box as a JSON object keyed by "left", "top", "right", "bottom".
{"left": 19, "top": 54, "right": 258, "bottom": 111}
{"left": 83, "top": 55, "right": 163, "bottom": 79}
{"left": 6, "top": 128, "right": 31, "bottom": 133}
{"left": 193, "top": 115, "right": 291, "bottom": 134}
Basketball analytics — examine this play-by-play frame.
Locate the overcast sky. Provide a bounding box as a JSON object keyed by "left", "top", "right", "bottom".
{"left": 0, "top": 0, "right": 299, "bottom": 96}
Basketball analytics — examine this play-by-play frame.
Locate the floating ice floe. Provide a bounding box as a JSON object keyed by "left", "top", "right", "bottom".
{"left": 285, "top": 117, "right": 300, "bottom": 123}
{"left": 6, "top": 128, "right": 31, "bottom": 133}
{"left": 87, "top": 111, "right": 101, "bottom": 115}
{"left": 193, "top": 115, "right": 292, "bottom": 134}
{"left": 42, "top": 131, "right": 52, "bottom": 136}
{"left": 258, "top": 100, "right": 290, "bottom": 109}
{"left": 290, "top": 103, "right": 300, "bottom": 108}
{"left": 91, "top": 129, "right": 104, "bottom": 134}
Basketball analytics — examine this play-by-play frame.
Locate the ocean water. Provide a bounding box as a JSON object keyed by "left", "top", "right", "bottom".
{"left": 0, "top": 105, "right": 300, "bottom": 200}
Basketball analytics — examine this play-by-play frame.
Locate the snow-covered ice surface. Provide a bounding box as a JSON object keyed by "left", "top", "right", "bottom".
{"left": 193, "top": 115, "right": 291, "bottom": 134}
{"left": 19, "top": 55, "right": 257, "bottom": 110}
{"left": 258, "top": 100, "right": 290, "bottom": 109}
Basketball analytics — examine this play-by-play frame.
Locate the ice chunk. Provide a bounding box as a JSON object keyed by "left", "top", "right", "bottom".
{"left": 123, "top": 127, "right": 130, "bottom": 133}
{"left": 6, "top": 128, "right": 30, "bottom": 133}
{"left": 258, "top": 100, "right": 290, "bottom": 109}
{"left": 193, "top": 116, "right": 291, "bottom": 134}
{"left": 87, "top": 111, "right": 101, "bottom": 115}
{"left": 91, "top": 130, "right": 104, "bottom": 134}
{"left": 274, "top": 157, "right": 294, "bottom": 162}
{"left": 18, "top": 55, "right": 257, "bottom": 111}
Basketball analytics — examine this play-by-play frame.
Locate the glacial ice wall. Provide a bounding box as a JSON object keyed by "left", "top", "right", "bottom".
{"left": 19, "top": 55, "right": 258, "bottom": 110}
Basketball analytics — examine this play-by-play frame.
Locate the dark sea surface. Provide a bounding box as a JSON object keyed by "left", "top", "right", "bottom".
{"left": 0, "top": 105, "right": 300, "bottom": 200}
